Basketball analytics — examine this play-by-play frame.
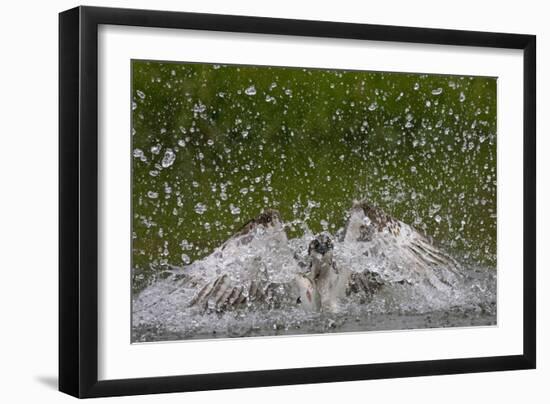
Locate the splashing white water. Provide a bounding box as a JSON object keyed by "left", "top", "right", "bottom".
{"left": 132, "top": 213, "right": 496, "bottom": 342}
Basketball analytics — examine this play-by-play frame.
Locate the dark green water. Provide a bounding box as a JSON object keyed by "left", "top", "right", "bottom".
{"left": 131, "top": 60, "right": 496, "bottom": 293}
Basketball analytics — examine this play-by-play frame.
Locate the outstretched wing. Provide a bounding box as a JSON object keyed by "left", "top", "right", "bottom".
{"left": 342, "top": 200, "right": 462, "bottom": 290}
{"left": 181, "top": 209, "right": 305, "bottom": 312}
{"left": 189, "top": 275, "right": 263, "bottom": 311}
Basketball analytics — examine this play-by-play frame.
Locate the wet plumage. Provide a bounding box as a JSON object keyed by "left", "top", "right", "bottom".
{"left": 342, "top": 200, "right": 463, "bottom": 290}
{"left": 182, "top": 200, "right": 462, "bottom": 313}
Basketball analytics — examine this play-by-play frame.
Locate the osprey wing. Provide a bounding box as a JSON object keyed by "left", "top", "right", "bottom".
{"left": 183, "top": 209, "right": 305, "bottom": 312}
{"left": 342, "top": 200, "right": 462, "bottom": 290}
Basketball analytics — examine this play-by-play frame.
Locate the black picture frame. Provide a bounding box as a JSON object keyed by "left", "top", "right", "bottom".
{"left": 59, "top": 5, "right": 536, "bottom": 398}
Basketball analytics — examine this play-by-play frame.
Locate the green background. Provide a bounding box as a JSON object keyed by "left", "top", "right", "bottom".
{"left": 131, "top": 60, "right": 497, "bottom": 293}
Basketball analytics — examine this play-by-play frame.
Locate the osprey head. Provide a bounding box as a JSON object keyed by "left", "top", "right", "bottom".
{"left": 308, "top": 233, "right": 334, "bottom": 256}
{"left": 308, "top": 233, "right": 336, "bottom": 280}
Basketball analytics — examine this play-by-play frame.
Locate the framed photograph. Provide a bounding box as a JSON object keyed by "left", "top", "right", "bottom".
{"left": 59, "top": 6, "right": 536, "bottom": 398}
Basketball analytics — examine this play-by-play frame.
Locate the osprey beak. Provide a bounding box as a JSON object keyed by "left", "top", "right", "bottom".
{"left": 317, "top": 244, "right": 328, "bottom": 255}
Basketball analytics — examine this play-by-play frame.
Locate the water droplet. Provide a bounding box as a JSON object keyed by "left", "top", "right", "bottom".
{"left": 151, "top": 144, "right": 161, "bottom": 155}
{"left": 434, "top": 215, "right": 442, "bottom": 223}
{"left": 368, "top": 102, "right": 378, "bottom": 111}
{"left": 431, "top": 87, "right": 443, "bottom": 95}
{"left": 244, "top": 85, "right": 257, "bottom": 96}
{"left": 192, "top": 102, "right": 206, "bottom": 113}
{"left": 459, "top": 92, "right": 466, "bottom": 102}
{"left": 181, "top": 254, "right": 191, "bottom": 264}
{"left": 147, "top": 191, "right": 158, "bottom": 199}
{"left": 194, "top": 203, "right": 207, "bottom": 215}
{"left": 161, "top": 149, "right": 176, "bottom": 168}
{"left": 136, "top": 90, "right": 146, "bottom": 99}
{"left": 229, "top": 204, "right": 241, "bottom": 215}
{"left": 133, "top": 148, "right": 144, "bottom": 159}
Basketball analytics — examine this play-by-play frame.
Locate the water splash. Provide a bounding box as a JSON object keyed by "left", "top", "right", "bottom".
{"left": 133, "top": 212, "right": 496, "bottom": 342}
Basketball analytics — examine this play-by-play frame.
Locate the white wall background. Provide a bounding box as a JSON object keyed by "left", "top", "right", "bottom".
{"left": 0, "top": 0, "right": 546, "bottom": 402}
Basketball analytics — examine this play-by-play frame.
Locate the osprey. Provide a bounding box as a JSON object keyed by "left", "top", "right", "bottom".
{"left": 181, "top": 201, "right": 463, "bottom": 312}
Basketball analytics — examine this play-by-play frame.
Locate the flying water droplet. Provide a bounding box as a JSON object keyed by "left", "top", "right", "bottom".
{"left": 192, "top": 102, "right": 207, "bottom": 113}
{"left": 194, "top": 203, "right": 207, "bottom": 215}
{"left": 180, "top": 240, "right": 192, "bottom": 250}
{"left": 181, "top": 254, "right": 191, "bottom": 264}
{"left": 244, "top": 85, "right": 257, "bottom": 96}
{"left": 161, "top": 149, "right": 176, "bottom": 168}
{"left": 151, "top": 144, "right": 161, "bottom": 155}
